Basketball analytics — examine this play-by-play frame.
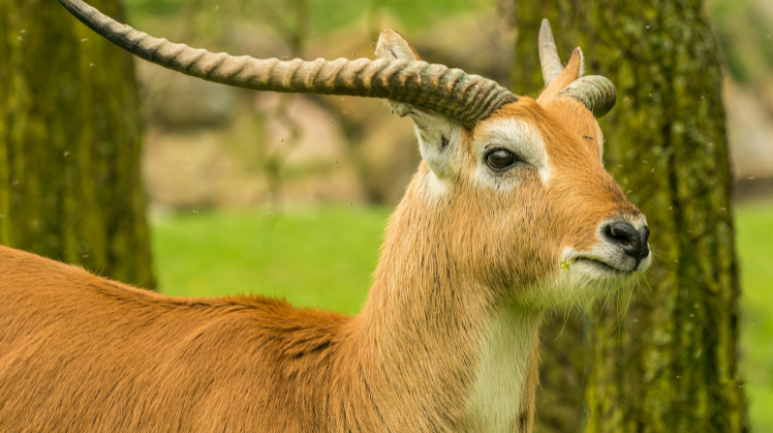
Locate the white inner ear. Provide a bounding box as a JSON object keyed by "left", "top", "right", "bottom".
{"left": 385, "top": 101, "right": 463, "bottom": 179}
{"left": 577, "top": 47, "right": 586, "bottom": 79}
{"left": 375, "top": 30, "right": 419, "bottom": 61}
{"left": 378, "top": 41, "right": 418, "bottom": 61}
{"left": 409, "top": 109, "right": 463, "bottom": 179}
{"left": 375, "top": 30, "right": 462, "bottom": 180}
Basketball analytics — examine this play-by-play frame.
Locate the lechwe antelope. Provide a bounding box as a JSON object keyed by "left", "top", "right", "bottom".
{"left": 0, "top": 1, "right": 651, "bottom": 432}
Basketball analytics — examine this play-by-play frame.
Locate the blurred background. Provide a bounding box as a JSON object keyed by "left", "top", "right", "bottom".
{"left": 2, "top": 0, "right": 772, "bottom": 431}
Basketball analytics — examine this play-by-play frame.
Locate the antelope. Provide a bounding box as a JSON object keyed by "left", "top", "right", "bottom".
{"left": 0, "top": 1, "right": 652, "bottom": 432}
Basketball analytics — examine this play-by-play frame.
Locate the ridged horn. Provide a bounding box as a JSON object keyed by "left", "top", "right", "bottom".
{"left": 538, "top": 19, "right": 563, "bottom": 87}
{"left": 556, "top": 76, "right": 617, "bottom": 118}
{"left": 58, "top": 0, "right": 517, "bottom": 128}
{"left": 538, "top": 18, "right": 616, "bottom": 117}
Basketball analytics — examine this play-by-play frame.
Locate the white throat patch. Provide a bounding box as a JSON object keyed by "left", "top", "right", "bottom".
{"left": 463, "top": 306, "right": 540, "bottom": 433}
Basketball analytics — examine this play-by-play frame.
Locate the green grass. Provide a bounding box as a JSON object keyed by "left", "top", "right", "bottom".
{"left": 125, "top": 0, "right": 492, "bottom": 34}
{"left": 151, "top": 206, "right": 390, "bottom": 315}
{"left": 151, "top": 201, "right": 773, "bottom": 428}
{"left": 735, "top": 201, "right": 773, "bottom": 432}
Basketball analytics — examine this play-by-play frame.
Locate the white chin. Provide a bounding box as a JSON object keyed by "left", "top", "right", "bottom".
{"left": 570, "top": 258, "right": 637, "bottom": 279}
{"left": 517, "top": 266, "right": 637, "bottom": 311}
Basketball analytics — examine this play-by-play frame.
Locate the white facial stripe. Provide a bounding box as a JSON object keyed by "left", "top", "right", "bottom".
{"left": 473, "top": 118, "right": 552, "bottom": 187}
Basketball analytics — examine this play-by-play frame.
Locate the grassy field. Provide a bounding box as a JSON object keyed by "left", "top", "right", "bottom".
{"left": 151, "top": 201, "right": 773, "bottom": 430}
{"left": 735, "top": 200, "right": 773, "bottom": 431}
{"left": 152, "top": 206, "right": 390, "bottom": 314}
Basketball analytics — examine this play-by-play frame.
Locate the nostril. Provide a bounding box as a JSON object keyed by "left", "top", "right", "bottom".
{"left": 602, "top": 221, "right": 651, "bottom": 265}
{"left": 639, "top": 226, "right": 651, "bottom": 260}
{"left": 603, "top": 222, "right": 637, "bottom": 246}
{"left": 640, "top": 226, "right": 650, "bottom": 245}
{"left": 602, "top": 221, "right": 641, "bottom": 265}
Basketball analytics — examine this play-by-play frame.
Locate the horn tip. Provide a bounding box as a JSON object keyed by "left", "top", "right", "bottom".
{"left": 539, "top": 19, "right": 555, "bottom": 44}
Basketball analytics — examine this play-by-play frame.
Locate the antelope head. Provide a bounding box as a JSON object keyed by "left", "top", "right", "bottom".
{"left": 374, "top": 23, "right": 651, "bottom": 311}
{"left": 58, "top": 0, "right": 650, "bottom": 309}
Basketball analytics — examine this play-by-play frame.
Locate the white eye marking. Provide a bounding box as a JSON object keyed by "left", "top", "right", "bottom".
{"left": 473, "top": 118, "right": 552, "bottom": 188}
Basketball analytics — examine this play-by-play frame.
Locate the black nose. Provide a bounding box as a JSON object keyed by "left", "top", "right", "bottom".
{"left": 602, "top": 222, "right": 650, "bottom": 264}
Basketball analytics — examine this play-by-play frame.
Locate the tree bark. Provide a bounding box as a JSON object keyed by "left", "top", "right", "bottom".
{"left": 512, "top": 1, "right": 747, "bottom": 432}
{"left": 0, "top": 0, "right": 155, "bottom": 288}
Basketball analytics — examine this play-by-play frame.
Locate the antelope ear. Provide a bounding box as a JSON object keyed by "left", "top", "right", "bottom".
{"left": 538, "top": 47, "right": 584, "bottom": 102}
{"left": 376, "top": 29, "right": 421, "bottom": 61}
{"left": 375, "top": 30, "right": 460, "bottom": 180}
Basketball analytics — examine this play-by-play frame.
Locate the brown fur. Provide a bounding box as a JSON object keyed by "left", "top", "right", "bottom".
{"left": 0, "top": 37, "right": 641, "bottom": 433}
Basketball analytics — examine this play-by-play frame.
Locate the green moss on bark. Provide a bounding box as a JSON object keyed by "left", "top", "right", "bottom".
{"left": 513, "top": 1, "right": 747, "bottom": 432}
{"left": 0, "top": 0, "right": 155, "bottom": 288}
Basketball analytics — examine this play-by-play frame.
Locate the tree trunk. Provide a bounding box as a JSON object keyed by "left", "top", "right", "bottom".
{"left": 512, "top": 1, "right": 748, "bottom": 432}
{"left": 0, "top": 0, "right": 155, "bottom": 288}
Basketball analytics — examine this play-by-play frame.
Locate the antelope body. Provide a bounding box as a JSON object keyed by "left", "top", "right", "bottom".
{"left": 0, "top": 2, "right": 652, "bottom": 432}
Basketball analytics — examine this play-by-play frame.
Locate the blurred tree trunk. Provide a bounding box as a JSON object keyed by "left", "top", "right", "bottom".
{"left": 0, "top": 0, "right": 155, "bottom": 288}
{"left": 489, "top": 0, "right": 516, "bottom": 86}
{"left": 512, "top": 1, "right": 747, "bottom": 432}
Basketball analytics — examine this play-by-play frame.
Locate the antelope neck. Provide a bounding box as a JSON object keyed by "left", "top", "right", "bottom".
{"left": 346, "top": 208, "right": 543, "bottom": 432}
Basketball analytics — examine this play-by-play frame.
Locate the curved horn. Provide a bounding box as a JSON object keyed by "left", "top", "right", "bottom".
{"left": 538, "top": 19, "right": 563, "bottom": 87}
{"left": 556, "top": 76, "right": 617, "bottom": 117}
{"left": 58, "top": 0, "right": 516, "bottom": 128}
{"left": 538, "top": 19, "right": 616, "bottom": 117}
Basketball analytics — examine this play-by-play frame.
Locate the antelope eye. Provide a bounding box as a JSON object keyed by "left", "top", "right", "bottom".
{"left": 485, "top": 149, "right": 520, "bottom": 171}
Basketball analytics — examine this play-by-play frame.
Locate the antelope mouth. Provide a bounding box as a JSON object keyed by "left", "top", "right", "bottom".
{"left": 571, "top": 257, "right": 634, "bottom": 275}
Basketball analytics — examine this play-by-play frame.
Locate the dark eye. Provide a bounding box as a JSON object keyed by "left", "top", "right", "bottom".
{"left": 485, "top": 149, "right": 520, "bottom": 171}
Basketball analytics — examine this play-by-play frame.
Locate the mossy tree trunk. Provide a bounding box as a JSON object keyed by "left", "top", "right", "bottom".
{"left": 0, "top": 0, "right": 155, "bottom": 288}
{"left": 513, "top": 1, "right": 747, "bottom": 432}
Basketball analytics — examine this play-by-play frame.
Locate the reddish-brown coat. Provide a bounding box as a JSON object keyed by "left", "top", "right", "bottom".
{"left": 0, "top": 43, "right": 642, "bottom": 433}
